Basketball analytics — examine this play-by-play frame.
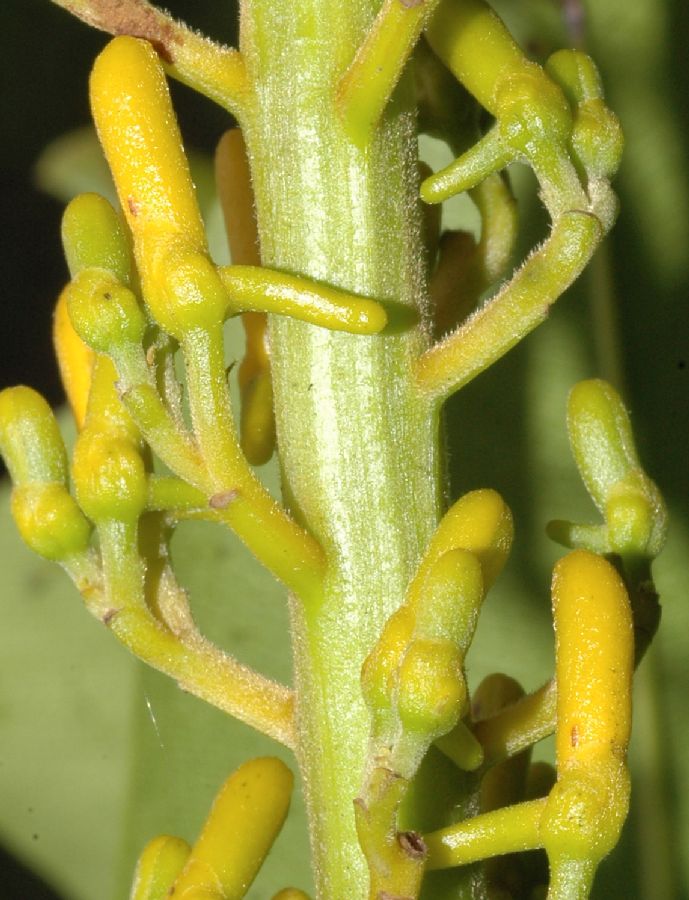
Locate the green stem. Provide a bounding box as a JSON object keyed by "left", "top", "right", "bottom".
{"left": 239, "top": 2, "right": 445, "bottom": 895}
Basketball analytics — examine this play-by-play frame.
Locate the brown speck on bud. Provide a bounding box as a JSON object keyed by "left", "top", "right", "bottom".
{"left": 397, "top": 830, "right": 427, "bottom": 860}
{"left": 102, "top": 607, "right": 120, "bottom": 626}
{"left": 127, "top": 196, "right": 140, "bottom": 217}
{"left": 209, "top": 488, "right": 240, "bottom": 509}
{"left": 571, "top": 723, "right": 580, "bottom": 748}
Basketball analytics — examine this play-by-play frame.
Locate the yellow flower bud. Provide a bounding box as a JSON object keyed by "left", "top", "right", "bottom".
{"left": 567, "top": 379, "right": 666, "bottom": 558}
{"left": 361, "top": 605, "right": 416, "bottom": 718}
{"left": 61, "top": 192, "right": 131, "bottom": 282}
{"left": 420, "top": 489, "right": 513, "bottom": 592}
{"left": 552, "top": 550, "right": 632, "bottom": 769}
{"left": 0, "top": 386, "right": 67, "bottom": 486}
{"left": 90, "top": 37, "right": 219, "bottom": 341}
{"left": 53, "top": 291, "right": 95, "bottom": 431}
{"left": 495, "top": 65, "right": 573, "bottom": 157}
{"left": 171, "top": 758, "right": 293, "bottom": 899}
{"left": 11, "top": 483, "right": 91, "bottom": 561}
{"left": 540, "top": 550, "right": 633, "bottom": 876}
{"left": 90, "top": 37, "right": 206, "bottom": 254}
{"left": 72, "top": 428, "right": 147, "bottom": 523}
{"left": 64, "top": 269, "right": 147, "bottom": 354}
{"left": 130, "top": 834, "right": 191, "bottom": 900}
{"left": 397, "top": 639, "right": 465, "bottom": 737}
{"left": 545, "top": 50, "right": 604, "bottom": 105}
{"left": 541, "top": 758, "right": 630, "bottom": 866}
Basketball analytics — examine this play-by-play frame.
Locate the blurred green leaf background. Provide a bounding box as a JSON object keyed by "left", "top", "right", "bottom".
{"left": 0, "top": 1, "right": 687, "bottom": 897}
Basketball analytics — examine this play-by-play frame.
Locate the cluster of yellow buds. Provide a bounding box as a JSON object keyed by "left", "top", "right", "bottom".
{"left": 1, "top": 0, "right": 668, "bottom": 896}
{"left": 356, "top": 490, "right": 513, "bottom": 896}
{"left": 420, "top": 549, "right": 635, "bottom": 899}
{"left": 352, "top": 377, "right": 664, "bottom": 898}
{"left": 414, "top": 380, "right": 666, "bottom": 898}
{"left": 361, "top": 489, "right": 512, "bottom": 768}
{"left": 0, "top": 32, "right": 398, "bottom": 747}
{"left": 130, "top": 757, "right": 310, "bottom": 899}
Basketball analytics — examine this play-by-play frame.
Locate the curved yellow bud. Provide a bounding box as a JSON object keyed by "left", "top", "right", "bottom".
{"left": 130, "top": 834, "right": 191, "bottom": 900}
{"left": 53, "top": 291, "right": 95, "bottom": 430}
{"left": 171, "top": 758, "right": 293, "bottom": 899}
{"left": 65, "top": 269, "right": 147, "bottom": 354}
{"left": 218, "top": 266, "right": 387, "bottom": 334}
{"left": 567, "top": 379, "right": 666, "bottom": 558}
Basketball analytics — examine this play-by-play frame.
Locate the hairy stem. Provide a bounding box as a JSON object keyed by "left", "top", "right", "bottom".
{"left": 239, "top": 1, "right": 446, "bottom": 895}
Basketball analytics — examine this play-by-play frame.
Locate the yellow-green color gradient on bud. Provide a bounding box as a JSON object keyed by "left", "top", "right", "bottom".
{"left": 412, "top": 548, "right": 483, "bottom": 648}
{"left": 397, "top": 638, "right": 465, "bottom": 736}
{"left": 71, "top": 429, "right": 147, "bottom": 523}
{"left": 64, "top": 270, "right": 146, "bottom": 354}
{"left": 544, "top": 50, "right": 624, "bottom": 180}
{"left": 417, "top": 489, "right": 513, "bottom": 592}
{"left": 11, "top": 483, "right": 91, "bottom": 562}
{"left": 90, "top": 37, "right": 205, "bottom": 253}
{"left": 567, "top": 379, "right": 667, "bottom": 557}
{"left": 0, "top": 386, "right": 67, "bottom": 486}
{"left": 130, "top": 835, "right": 191, "bottom": 900}
{"left": 61, "top": 192, "right": 131, "bottom": 282}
